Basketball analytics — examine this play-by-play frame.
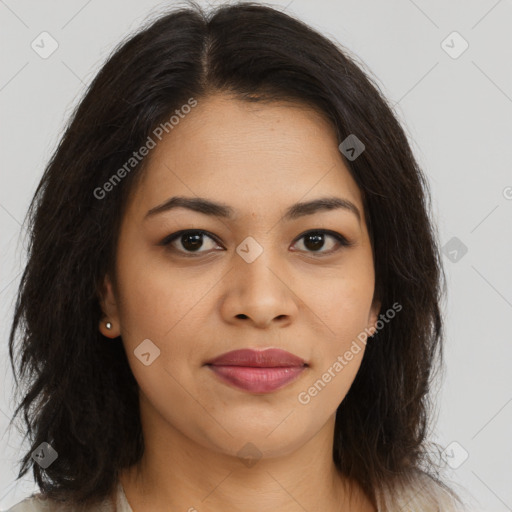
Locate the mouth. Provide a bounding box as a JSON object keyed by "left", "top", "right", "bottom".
{"left": 204, "top": 348, "right": 308, "bottom": 394}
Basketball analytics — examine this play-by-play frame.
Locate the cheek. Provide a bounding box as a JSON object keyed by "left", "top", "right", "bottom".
{"left": 115, "top": 250, "right": 226, "bottom": 373}
{"left": 298, "top": 284, "right": 370, "bottom": 412}
{"left": 307, "top": 271, "right": 374, "bottom": 336}
{"left": 301, "top": 268, "right": 374, "bottom": 399}
{"left": 116, "top": 247, "right": 194, "bottom": 335}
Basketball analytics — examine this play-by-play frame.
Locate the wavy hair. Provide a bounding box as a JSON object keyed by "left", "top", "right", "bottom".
{"left": 7, "top": 1, "right": 464, "bottom": 509}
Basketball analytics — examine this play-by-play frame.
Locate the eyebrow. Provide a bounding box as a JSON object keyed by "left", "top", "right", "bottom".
{"left": 145, "top": 195, "right": 361, "bottom": 223}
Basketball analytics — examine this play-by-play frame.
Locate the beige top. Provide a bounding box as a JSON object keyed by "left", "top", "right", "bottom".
{"left": 5, "top": 473, "right": 466, "bottom": 512}
{"left": 4, "top": 482, "right": 132, "bottom": 512}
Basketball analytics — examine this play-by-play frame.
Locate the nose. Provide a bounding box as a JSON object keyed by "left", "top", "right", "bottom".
{"left": 219, "top": 244, "right": 299, "bottom": 329}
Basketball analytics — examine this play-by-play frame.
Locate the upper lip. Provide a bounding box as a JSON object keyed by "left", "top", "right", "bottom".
{"left": 204, "top": 348, "right": 307, "bottom": 367}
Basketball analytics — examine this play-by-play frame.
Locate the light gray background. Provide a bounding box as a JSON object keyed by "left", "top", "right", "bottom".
{"left": 1, "top": 0, "right": 511, "bottom": 510}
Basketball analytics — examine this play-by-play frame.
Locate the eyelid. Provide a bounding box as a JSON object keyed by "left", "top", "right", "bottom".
{"left": 159, "top": 229, "right": 220, "bottom": 246}
{"left": 158, "top": 229, "right": 223, "bottom": 255}
{"left": 292, "top": 229, "right": 352, "bottom": 246}
{"left": 290, "top": 229, "right": 354, "bottom": 256}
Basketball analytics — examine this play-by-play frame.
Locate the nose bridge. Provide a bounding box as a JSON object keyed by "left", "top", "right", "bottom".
{"left": 234, "top": 234, "right": 282, "bottom": 289}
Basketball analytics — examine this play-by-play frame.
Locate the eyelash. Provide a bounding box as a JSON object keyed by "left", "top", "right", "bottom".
{"left": 159, "top": 229, "right": 354, "bottom": 258}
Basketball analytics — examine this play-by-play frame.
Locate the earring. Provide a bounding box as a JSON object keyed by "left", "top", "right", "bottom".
{"left": 105, "top": 321, "right": 112, "bottom": 330}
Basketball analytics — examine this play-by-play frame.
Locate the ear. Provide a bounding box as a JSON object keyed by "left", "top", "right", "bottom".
{"left": 367, "top": 296, "right": 382, "bottom": 337}
{"left": 98, "top": 274, "right": 121, "bottom": 338}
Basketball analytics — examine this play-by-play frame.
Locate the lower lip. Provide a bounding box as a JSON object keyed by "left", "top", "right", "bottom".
{"left": 207, "top": 365, "right": 306, "bottom": 393}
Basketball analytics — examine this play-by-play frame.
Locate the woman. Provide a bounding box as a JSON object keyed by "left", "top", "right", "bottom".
{"left": 6, "top": 1, "right": 468, "bottom": 510}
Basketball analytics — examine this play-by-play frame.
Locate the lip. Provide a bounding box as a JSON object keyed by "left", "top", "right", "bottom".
{"left": 205, "top": 348, "right": 308, "bottom": 394}
{"left": 205, "top": 348, "right": 306, "bottom": 367}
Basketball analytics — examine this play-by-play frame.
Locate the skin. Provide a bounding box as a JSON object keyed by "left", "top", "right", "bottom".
{"left": 99, "top": 93, "right": 381, "bottom": 512}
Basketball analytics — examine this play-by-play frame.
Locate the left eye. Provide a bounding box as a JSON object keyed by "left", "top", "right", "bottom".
{"left": 292, "top": 230, "right": 351, "bottom": 254}
{"left": 159, "top": 229, "right": 351, "bottom": 256}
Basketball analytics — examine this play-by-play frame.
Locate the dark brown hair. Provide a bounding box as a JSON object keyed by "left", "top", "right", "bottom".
{"left": 8, "top": 1, "right": 462, "bottom": 509}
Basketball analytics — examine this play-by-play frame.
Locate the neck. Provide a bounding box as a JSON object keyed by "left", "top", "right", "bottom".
{"left": 118, "top": 407, "right": 375, "bottom": 511}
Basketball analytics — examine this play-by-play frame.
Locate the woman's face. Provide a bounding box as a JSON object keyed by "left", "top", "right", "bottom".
{"left": 100, "top": 93, "right": 380, "bottom": 459}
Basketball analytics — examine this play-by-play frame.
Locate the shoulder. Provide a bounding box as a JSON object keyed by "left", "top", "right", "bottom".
{"left": 4, "top": 495, "right": 52, "bottom": 512}
{"left": 375, "top": 470, "right": 468, "bottom": 512}
{"left": 4, "top": 493, "right": 115, "bottom": 512}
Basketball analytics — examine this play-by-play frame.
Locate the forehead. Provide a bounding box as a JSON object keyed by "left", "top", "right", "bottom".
{"left": 128, "top": 94, "right": 364, "bottom": 222}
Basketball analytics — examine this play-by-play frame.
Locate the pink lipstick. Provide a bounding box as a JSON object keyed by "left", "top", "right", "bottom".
{"left": 204, "top": 348, "right": 307, "bottom": 394}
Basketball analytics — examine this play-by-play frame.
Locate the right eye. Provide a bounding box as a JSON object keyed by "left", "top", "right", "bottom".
{"left": 159, "top": 230, "right": 224, "bottom": 257}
